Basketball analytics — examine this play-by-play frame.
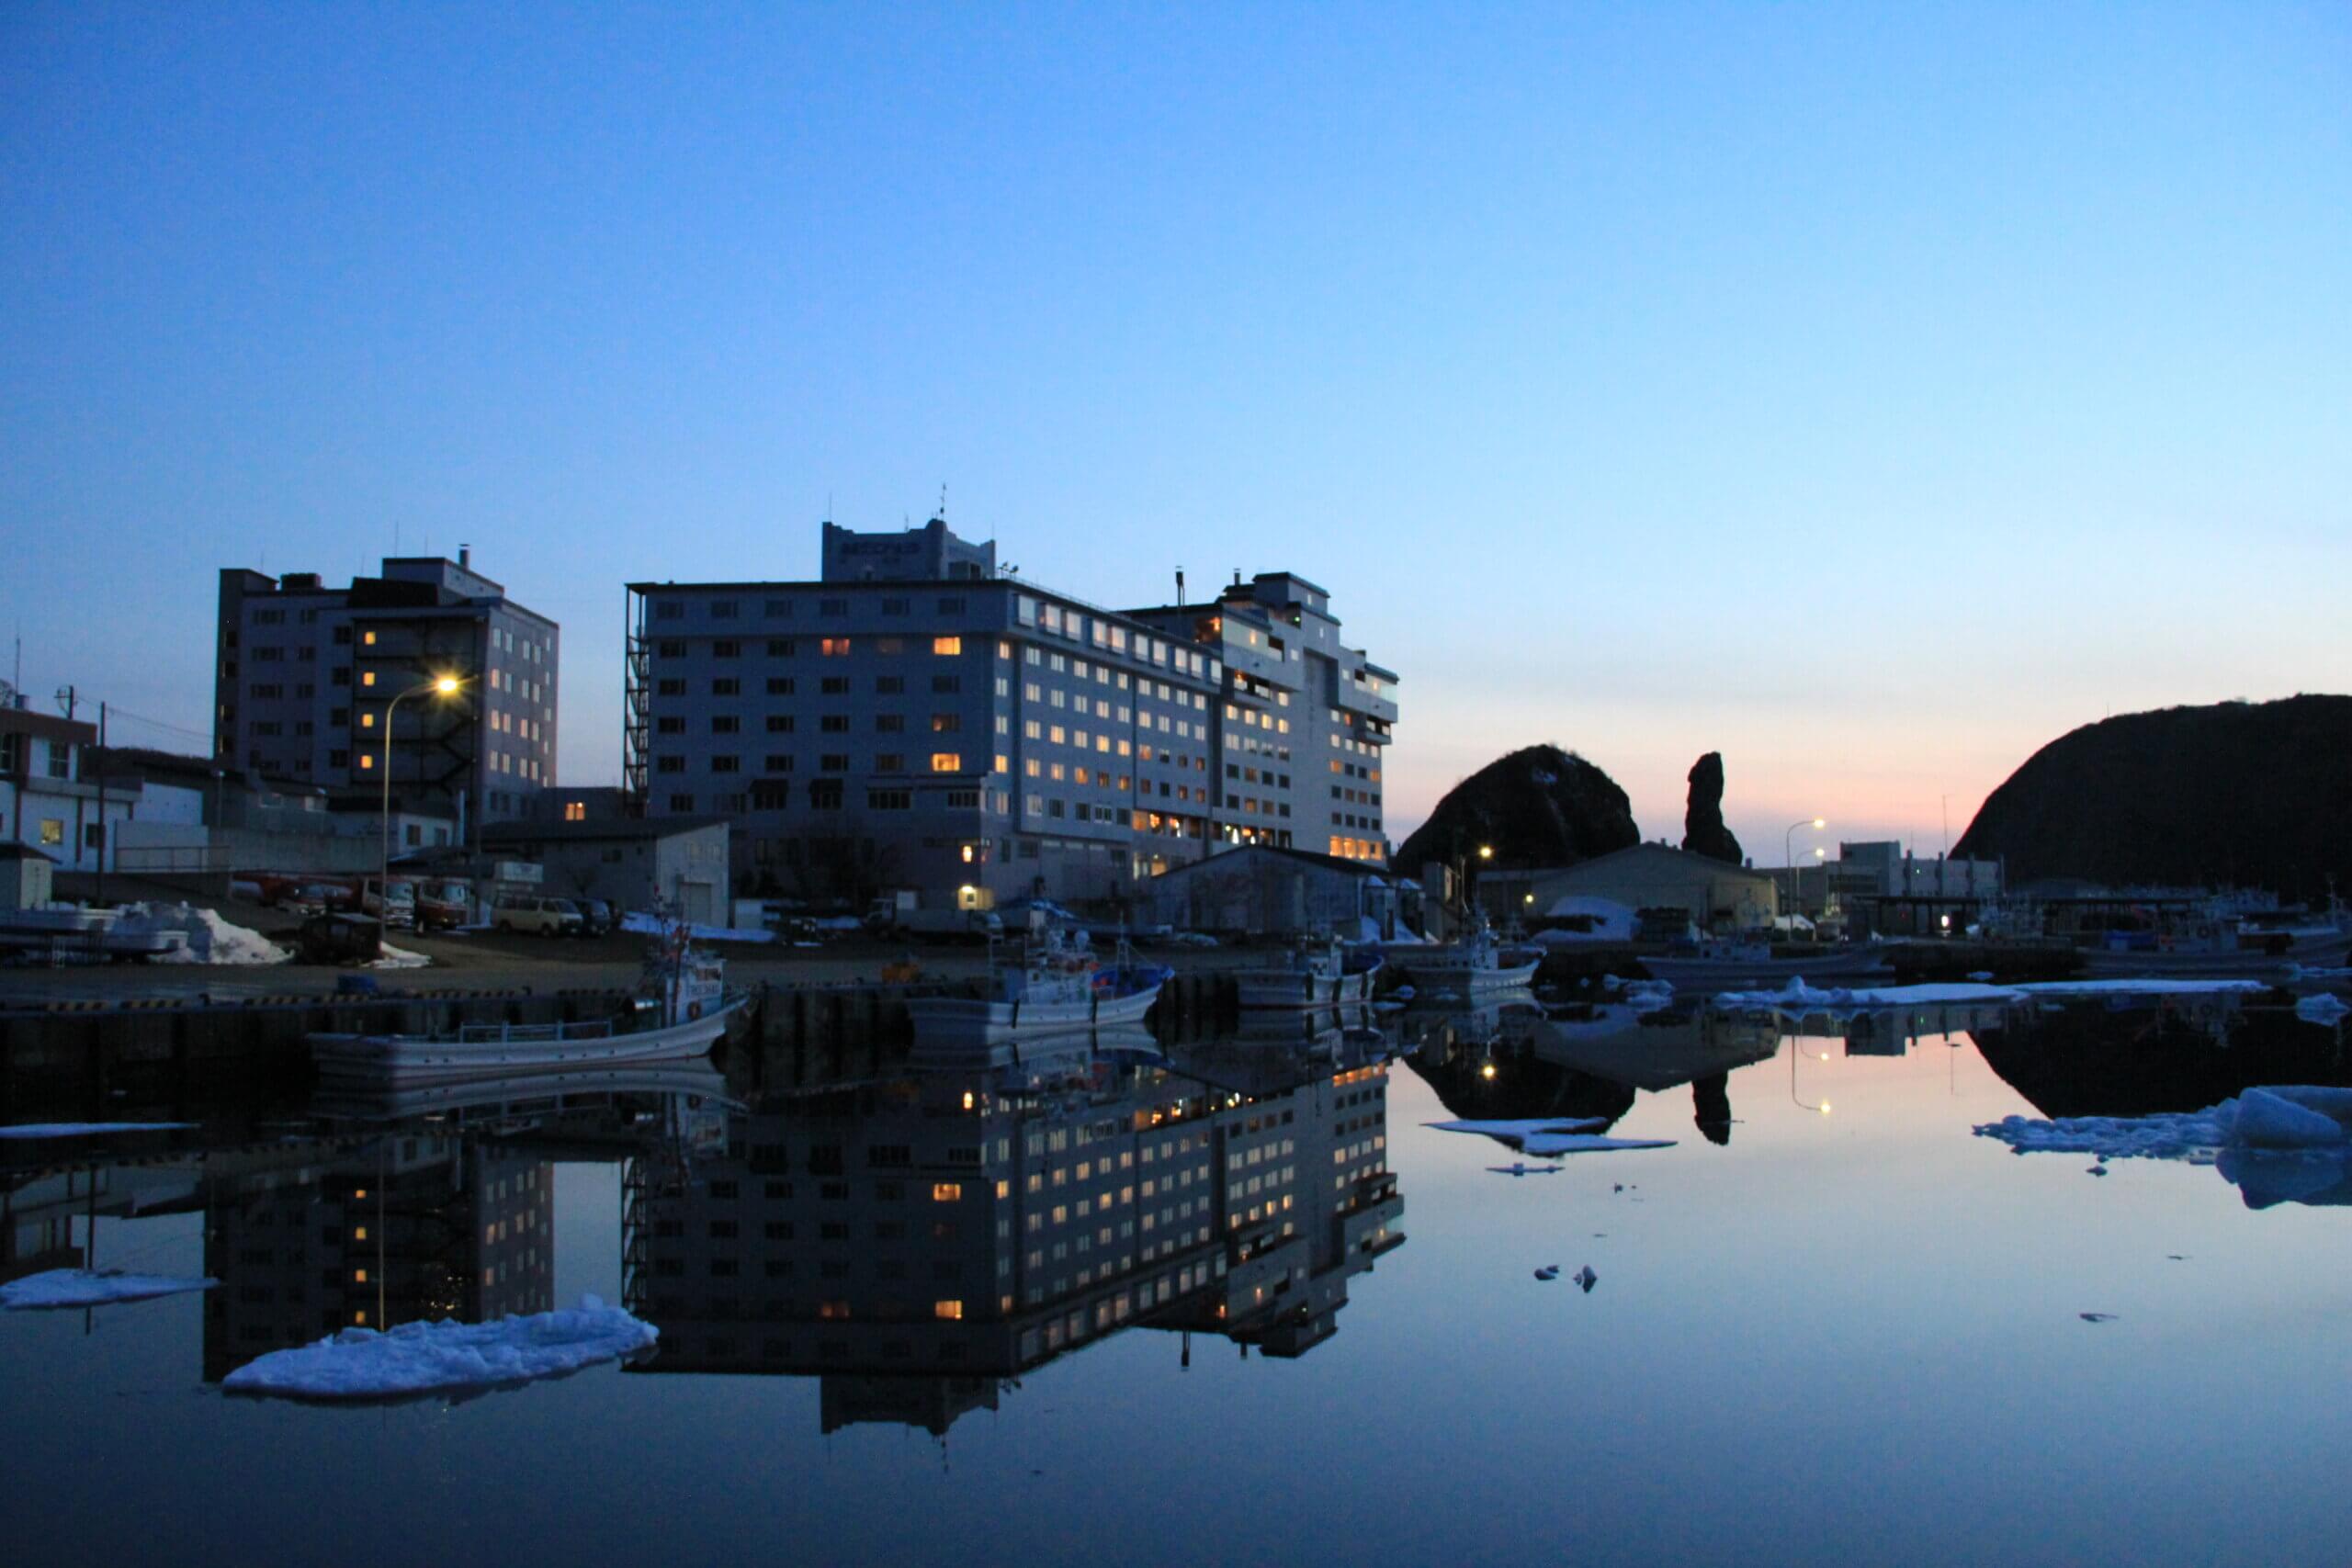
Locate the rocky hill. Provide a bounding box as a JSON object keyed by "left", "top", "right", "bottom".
{"left": 1953, "top": 694, "right": 2352, "bottom": 898}
{"left": 1394, "top": 744, "right": 1641, "bottom": 874}
{"left": 1679, "top": 751, "right": 1744, "bottom": 865}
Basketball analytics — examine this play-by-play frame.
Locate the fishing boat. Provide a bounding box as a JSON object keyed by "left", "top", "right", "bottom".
{"left": 2077, "top": 922, "right": 2352, "bottom": 978}
{"left": 906, "top": 929, "right": 1165, "bottom": 1054}
{"left": 1399, "top": 920, "right": 1542, "bottom": 996}
{"left": 1235, "top": 934, "right": 1385, "bottom": 1009}
{"left": 311, "top": 919, "right": 744, "bottom": 1085}
{"left": 1640, "top": 941, "right": 1892, "bottom": 990}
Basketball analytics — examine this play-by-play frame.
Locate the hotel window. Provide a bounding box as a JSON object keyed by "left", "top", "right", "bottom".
{"left": 361, "top": 671, "right": 376, "bottom": 687}
{"left": 933, "top": 636, "right": 963, "bottom": 656}
{"left": 564, "top": 801, "right": 586, "bottom": 822}
{"left": 875, "top": 637, "right": 904, "bottom": 655}
{"left": 358, "top": 754, "right": 374, "bottom": 771}
{"left": 930, "top": 714, "right": 959, "bottom": 732}
{"left": 711, "top": 678, "right": 740, "bottom": 695}
{"left": 876, "top": 753, "right": 905, "bottom": 772}
{"left": 820, "top": 637, "right": 851, "bottom": 657}
{"left": 362, "top": 630, "right": 377, "bottom": 646}
{"left": 933, "top": 1183, "right": 963, "bottom": 1202}
{"left": 933, "top": 1301, "right": 964, "bottom": 1321}
{"left": 359, "top": 711, "right": 376, "bottom": 728}
{"left": 930, "top": 753, "right": 962, "bottom": 773}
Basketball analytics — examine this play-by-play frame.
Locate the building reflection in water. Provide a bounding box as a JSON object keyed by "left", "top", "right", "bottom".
{"left": 621, "top": 1036, "right": 1405, "bottom": 1435}
{"left": 201, "top": 1139, "right": 553, "bottom": 1382}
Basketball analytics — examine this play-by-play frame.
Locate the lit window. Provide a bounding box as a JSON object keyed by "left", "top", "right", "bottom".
{"left": 820, "top": 637, "right": 850, "bottom": 657}
{"left": 361, "top": 671, "right": 376, "bottom": 686}
{"left": 353, "top": 1268, "right": 369, "bottom": 1283}
{"left": 933, "top": 1300, "right": 965, "bottom": 1321}
{"left": 930, "top": 753, "right": 961, "bottom": 773}
{"left": 933, "top": 636, "right": 963, "bottom": 656}
{"left": 353, "top": 1226, "right": 368, "bottom": 1242}
{"left": 358, "top": 754, "right": 374, "bottom": 770}
{"left": 932, "top": 1182, "right": 963, "bottom": 1202}
{"left": 359, "top": 712, "right": 375, "bottom": 728}
{"left": 563, "top": 801, "right": 585, "bottom": 822}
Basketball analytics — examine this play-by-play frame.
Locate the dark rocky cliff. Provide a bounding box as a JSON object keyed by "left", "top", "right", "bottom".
{"left": 1395, "top": 744, "right": 1641, "bottom": 874}
{"left": 1953, "top": 694, "right": 2352, "bottom": 897}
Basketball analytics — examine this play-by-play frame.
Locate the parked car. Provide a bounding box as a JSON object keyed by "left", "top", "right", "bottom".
{"left": 359, "top": 878, "right": 416, "bottom": 930}
{"left": 572, "top": 897, "right": 616, "bottom": 937}
{"left": 492, "top": 896, "right": 583, "bottom": 936}
{"left": 287, "top": 881, "right": 359, "bottom": 917}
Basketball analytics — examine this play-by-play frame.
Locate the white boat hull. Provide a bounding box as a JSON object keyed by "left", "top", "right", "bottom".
{"left": 907, "top": 982, "right": 1162, "bottom": 1052}
{"left": 1235, "top": 967, "right": 1380, "bottom": 1010}
{"left": 311, "top": 996, "right": 744, "bottom": 1086}
{"left": 2078, "top": 932, "right": 2352, "bottom": 978}
{"left": 1405, "top": 957, "right": 1542, "bottom": 994}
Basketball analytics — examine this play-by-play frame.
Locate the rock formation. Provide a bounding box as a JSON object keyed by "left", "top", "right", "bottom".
{"left": 1679, "top": 752, "right": 1743, "bottom": 866}
{"left": 1394, "top": 744, "right": 1641, "bottom": 874}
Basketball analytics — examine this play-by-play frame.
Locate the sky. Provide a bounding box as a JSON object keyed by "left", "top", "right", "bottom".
{"left": 4, "top": 3, "right": 2346, "bottom": 865}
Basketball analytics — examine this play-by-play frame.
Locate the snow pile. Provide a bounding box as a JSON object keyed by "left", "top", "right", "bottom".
{"left": 368, "top": 942, "right": 432, "bottom": 970}
{"left": 2295, "top": 993, "right": 2352, "bottom": 1025}
{"left": 222, "top": 1296, "right": 658, "bottom": 1402}
{"left": 1430, "top": 1118, "right": 1675, "bottom": 1156}
{"left": 2, "top": 1269, "right": 217, "bottom": 1310}
{"left": 1537, "top": 896, "right": 1637, "bottom": 942}
{"left": 0, "top": 1121, "right": 195, "bottom": 1139}
{"left": 130, "top": 904, "right": 290, "bottom": 965}
{"left": 1976, "top": 1085, "right": 2352, "bottom": 1162}
{"left": 620, "top": 912, "right": 775, "bottom": 945}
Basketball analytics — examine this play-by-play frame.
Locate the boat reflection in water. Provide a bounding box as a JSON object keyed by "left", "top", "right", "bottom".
{"left": 619, "top": 1030, "right": 1406, "bottom": 1434}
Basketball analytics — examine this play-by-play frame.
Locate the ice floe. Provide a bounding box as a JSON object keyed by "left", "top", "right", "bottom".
{"left": 1976, "top": 1085, "right": 2352, "bottom": 1162}
{"left": 368, "top": 942, "right": 432, "bottom": 970}
{"left": 1488, "top": 1163, "right": 1564, "bottom": 1178}
{"left": 0, "top": 1122, "right": 196, "bottom": 1139}
{"left": 620, "top": 912, "right": 774, "bottom": 945}
{"left": 2, "top": 1269, "right": 217, "bottom": 1310}
{"left": 1430, "top": 1118, "right": 1674, "bottom": 1156}
{"left": 1713, "top": 976, "right": 2272, "bottom": 1011}
{"left": 221, "top": 1296, "right": 658, "bottom": 1402}
{"left": 2295, "top": 993, "right": 2351, "bottom": 1025}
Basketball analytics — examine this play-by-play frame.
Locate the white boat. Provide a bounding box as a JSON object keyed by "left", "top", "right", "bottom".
{"left": 1235, "top": 935, "right": 1385, "bottom": 1009}
{"left": 2078, "top": 925, "right": 2352, "bottom": 978}
{"left": 1401, "top": 923, "right": 1542, "bottom": 996}
{"left": 1642, "top": 941, "right": 1892, "bottom": 990}
{"left": 311, "top": 921, "right": 743, "bottom": 1085}
{"left": 906, "top": 930, "right": 1165, "bottom": 1054}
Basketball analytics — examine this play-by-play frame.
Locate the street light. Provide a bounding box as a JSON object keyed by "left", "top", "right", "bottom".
{"left": 1784, "top": 817, "right": 1826, "bottom": 927}
{"left": 379, "top": 673, "right": 467, "bottom": 948}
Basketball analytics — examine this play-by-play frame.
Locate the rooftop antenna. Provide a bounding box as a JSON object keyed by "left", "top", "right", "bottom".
{"left": 938, "top": 482, "right": 947, "bottom": 522}
{"left": 1176, "top": 567, "right": 1185, "bottom": 606}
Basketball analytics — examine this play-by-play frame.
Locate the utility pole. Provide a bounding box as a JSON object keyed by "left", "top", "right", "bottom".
{"left": 94, "top": 703, "right": 107, "bottom": 904}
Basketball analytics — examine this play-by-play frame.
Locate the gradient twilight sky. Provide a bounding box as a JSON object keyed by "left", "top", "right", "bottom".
{"left": 5, "top": 4, "right": 2346, "bottom": 863}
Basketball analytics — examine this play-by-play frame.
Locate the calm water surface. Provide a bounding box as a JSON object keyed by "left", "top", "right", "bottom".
{"left": 5, "top": 994, "right": 2350, "bottom": 1567}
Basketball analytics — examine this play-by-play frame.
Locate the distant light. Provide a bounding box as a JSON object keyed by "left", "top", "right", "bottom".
{"left": 1477, "top": 845, "right": 1493, "bottom": 860}
{"left": 1820, "top": 1102, "right": 1833, "bottom": 1114}
{"left": 1813, "top": 818, "right": 1826, "bottom": 829}
{"left": 1480, "top": 1064, "right": 1497, "bottom": 1080}
{"left": 432, "top": 675, "right": 461, "bottom": 696}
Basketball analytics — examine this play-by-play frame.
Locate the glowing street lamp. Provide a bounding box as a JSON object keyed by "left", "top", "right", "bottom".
{"left": 1785, "top": 817, "right": 1826, "bottom": 924}
{"left": 378, "top": 673, "right": 469, "bottom": 947}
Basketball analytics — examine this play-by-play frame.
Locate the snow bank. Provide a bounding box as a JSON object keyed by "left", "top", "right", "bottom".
{"left": 1535, "top": 896, "right": 1637, "bottom": 942}
{"left": 368, "top": 942, "right": 432, "bottom": 970}
{"left": 0, "top": 1122, "right": 196, "bottom": 1139}
{"left": 132, "top": 904, "right": 290, "bottom": 965}
{"left": 222, "top": 1296, "right": 658, "bottom": 1402}
{"left": 2, "top": 1269, "right": 217, "bottom": 1310}
{"left": 1976, "top": 1084, "right": 2352, "bottom": 1162}
{"left": 1430, "top": 1118, "right": 1675, "bottom": 1156}
{"left": 2013, "top": 979, "right": 2270, "bottom": 997}
{"left": 620, "top": 912, "right": 775, "bottom": 945}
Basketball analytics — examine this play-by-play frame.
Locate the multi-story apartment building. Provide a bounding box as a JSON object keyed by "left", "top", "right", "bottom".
{"left": 213, "top": 551, "right": 560, "bottom": 836}
{"left": 621, "top": 1043, "right": 1402, "bottom": 1432}
{"left": 626, "top": 519, "right": 1395, "bottom": 908}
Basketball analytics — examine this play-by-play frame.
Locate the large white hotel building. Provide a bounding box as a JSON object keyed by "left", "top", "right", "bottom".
{"left": 626, "top": 518, "right": 1396, "bottom": 908}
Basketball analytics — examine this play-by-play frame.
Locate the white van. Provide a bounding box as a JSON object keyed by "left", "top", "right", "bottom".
{"left": 492, "top": 896, "right": 583, "bottom": 937}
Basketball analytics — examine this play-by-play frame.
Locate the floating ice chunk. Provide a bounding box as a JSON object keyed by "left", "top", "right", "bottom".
{"left": 1714, "top": 979, "right": 2026, "bottom": 1010}
{"left": 2295, "top": 994, "right": 2352, "bottom": 1025}
{"left": 1533, "top": 1265, "right": 1560, "bottom": 1281}
{"left": 1574, "top": 1266, "right": 1598, "bottom": 1292}
{"left": 1429, "top": 1119, "right": 1674, "bottom": 1156}
{"left": 2229, "top": 1089, "right": 2346, "bottom": 1150}
{"left": 2080, "top": 1312, "right": 2118, "bottom": 1324}
{"left": 0, "top": 1122, "right": 196, "bottom": 1139}
{"left": 221, "top": 1296, "right": 658, "bottom": 1402}
{"left": 2, "top": 1269, "right": 217, "bottom": 1310}
{"left": 1392, "top": 986, "right": 1416, "bottom": 1000}
{"left": 1967, "top": 971, "right": 1995, "bottom": 982}
{"left": 1488, "top": 1163, "right": 1563, "bottom": 1178}
{"left": 619, "top": 912, "right": 775, "bottom": 945}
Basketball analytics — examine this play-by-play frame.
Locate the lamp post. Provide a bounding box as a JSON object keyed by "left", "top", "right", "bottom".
{"left": 379, "top": 674, "right": 465, "bottom": 948}
{"left": 1784, "top": 817, "right": 1826, "bottom": 926}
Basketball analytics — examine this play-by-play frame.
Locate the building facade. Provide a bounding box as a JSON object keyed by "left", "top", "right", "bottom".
{"left": 626, "top": 520, "right": 1396, "bottom": 908}
{"left": 214, "top": 551, "right": 560, "bottom": 840}
{"left": 0, "top": 701, "right": 141, "bottom": 874}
